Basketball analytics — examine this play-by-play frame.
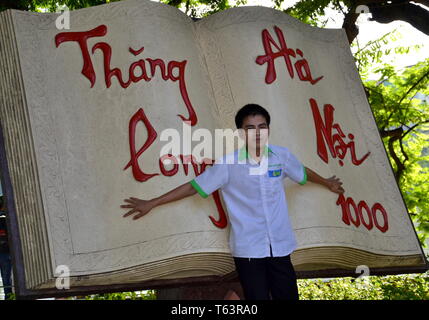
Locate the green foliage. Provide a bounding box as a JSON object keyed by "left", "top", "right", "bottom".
{"left": 361, "top": 52, "right": 429, "bottom": 244}
{"left": 160, "top": 0, "right": 236, "bottom": 18}
{"left": 280, "top": 0, "right": 353, "bottom": 28}
{"left": 352, "top": 30, "right": 423, "bottom": 81}
{"left": 84, "top": 290, "right": 156, "bottom": 300}
{"left": 0, "top": 0, "right": 29, "bottom": 11}
{"left": 2, "top": 292, "right": 15, "bottom": 300}
{"left": 298, "top": 273, "right": 429, "bottom": 300}
{"left": 0, "top": 0, "right": 121, "bottom": 13}
{"left": 79, "top": 274, "right": 429, "bottom": 300}
{"left": 282, "top": 0, "right": 333, "bottom": 27}
{"left": 0, "top": 0, "right": 239, "bottom": 16}
{"left": 349, "top": 27, "right": 429, "bottom": 245}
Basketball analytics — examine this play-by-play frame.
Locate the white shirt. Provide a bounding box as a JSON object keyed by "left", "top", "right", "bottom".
{"left": 190, "top": 144, "right": 307, "bottom": 258}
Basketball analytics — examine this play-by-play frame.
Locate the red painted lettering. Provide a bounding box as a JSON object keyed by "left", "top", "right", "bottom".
{"left": 159, "top": 154, "right": 179, "bottom": 177}
{"left": 55, "top": 25, "right": 107, "bottom": 87}
{"left": 256, "top": 26, "right": 323, "bottom": 85}
{"left": 336, "top": 194, "right": 388, "bottom": 233}
{"left": 310, "top": 98, "right": 370, "bottom": 166}
{"left": 55, "top": 25, "right": 197, "bottom": 126}
{"left": 124, "top": 108, "right": 227, "bottom": 228}
{"left": 92, "top": 42, "right": 132, "bottom": 88}
{"left": 124, "top": 108, "right": 159, "bottom": 182}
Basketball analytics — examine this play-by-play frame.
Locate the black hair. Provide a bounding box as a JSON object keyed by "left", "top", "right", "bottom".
{"left": 235, "top": 104, "right": 271, "bottom": 129}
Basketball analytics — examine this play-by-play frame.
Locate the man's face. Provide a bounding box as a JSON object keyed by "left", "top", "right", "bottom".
{"left": 240, "top": 114, "right": 270, "bottom": 150}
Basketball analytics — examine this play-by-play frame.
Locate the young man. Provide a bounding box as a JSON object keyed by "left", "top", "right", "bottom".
{"left": 121, "top": 104, "right": 344, "bottom": 300}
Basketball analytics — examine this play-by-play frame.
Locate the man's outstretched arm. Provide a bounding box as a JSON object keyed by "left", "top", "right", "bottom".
{"left": 304, "top": 166, "right": 345, "bottom": 194}
{"left": 121, "top": 182, "right": 197, "bottom": 220}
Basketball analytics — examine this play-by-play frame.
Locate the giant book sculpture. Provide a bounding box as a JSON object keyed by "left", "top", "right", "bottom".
{"left": 0, "top": 0, "right": 427, "bottom": 298}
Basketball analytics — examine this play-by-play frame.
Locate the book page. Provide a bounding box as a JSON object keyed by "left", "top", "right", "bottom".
{"left": 195, "top": 7, "right": 424, "bottom": 262}
{"left": 11, "top": 0, "right": 231, "bottom": 276}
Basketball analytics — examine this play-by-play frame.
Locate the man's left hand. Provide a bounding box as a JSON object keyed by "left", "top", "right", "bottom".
{"left": 326, "top": 175, "right": 344, "bottom": 194}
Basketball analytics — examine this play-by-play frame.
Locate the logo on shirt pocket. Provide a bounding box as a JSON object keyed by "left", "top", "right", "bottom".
{"left": 268, "top": 168, "right": 282, "bottom": 177}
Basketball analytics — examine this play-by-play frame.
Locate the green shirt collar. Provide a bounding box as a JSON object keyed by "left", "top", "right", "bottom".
{"left": 238, "top": 145, "right": 274, "bottom": 161}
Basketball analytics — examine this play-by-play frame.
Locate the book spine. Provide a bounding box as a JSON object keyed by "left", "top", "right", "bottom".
{"left": 0, "top": 9, "right": 52, "bottom": 291}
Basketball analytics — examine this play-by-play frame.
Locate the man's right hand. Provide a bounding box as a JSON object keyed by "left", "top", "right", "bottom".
{"left": 120, "top": 181, "right": 197, "bottom": 221}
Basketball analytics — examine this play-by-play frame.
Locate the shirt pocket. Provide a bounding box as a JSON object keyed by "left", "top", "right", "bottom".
{"left": 266, "top": 167, "right": 283, "bottom": 195}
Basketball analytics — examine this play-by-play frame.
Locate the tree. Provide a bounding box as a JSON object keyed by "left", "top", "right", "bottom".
{"left": 298, "top": 273, "right": 429, "bottom": 300}
{"left": 352, "top": 31, "right": 429, "bottom": 244}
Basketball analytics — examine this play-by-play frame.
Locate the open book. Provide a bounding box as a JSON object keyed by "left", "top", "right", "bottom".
{"left": 0, "top": 0, "right": 426, "bottom": 297}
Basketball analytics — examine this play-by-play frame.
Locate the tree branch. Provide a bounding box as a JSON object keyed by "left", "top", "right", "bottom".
{"left": 341, "top": 1, "right": 429, "bottom": 44}
{"left": 387, "top": 131, "right": 406, "bottom": 182}
{"left": 402, "top": 120, "right": 429, "bottom": 138}
{"left": 409, "top": 0, "right": 429, "bottom": 8}
{"left": 399, "top": 136, "right": 409, "bottom": 162}
{"left": 380, "top": 126, "right": 403, "bottom": 138}
{"left": 397, "top": 68, "right": 429, "bottom": 107}
{"left": 368, "top": 2, "right": 429, "bottom": 36}
{"left": 383, "top": 118, "right": 429, "bottom": 182}
{"left": 381, "top": 68, "right": 429, "bottom": 128}
{"left": 342, "top": 1, "right": 360, "bottom": 44}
